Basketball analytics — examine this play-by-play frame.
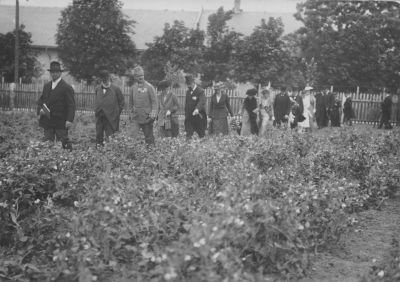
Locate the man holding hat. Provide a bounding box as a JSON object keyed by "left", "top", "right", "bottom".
{"left": 37, "top": 61, "right": 75, "bottom": 150}
{"left": 184, "top": 75, "right": 207, "bottom": 139}
{"left": 129, "top": 66, "right": 158, "bottom": 145}
{"left": 157, "top": 80, "right": 180, "bottom": 137}
{"left": 94, "top": 69, "right": 125, "bottom": 145}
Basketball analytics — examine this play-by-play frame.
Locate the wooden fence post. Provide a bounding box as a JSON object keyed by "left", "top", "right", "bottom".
{"left": 9, "top": 82, "right": 15, "bottom": 110}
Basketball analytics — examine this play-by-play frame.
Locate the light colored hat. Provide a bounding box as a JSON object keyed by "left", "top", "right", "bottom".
{"left": 304, "top": 86, "right": 313, "bottom": 91}
{"left": 133, "top": 66, "right": 144, "bottom": 76}
{"left": 213, "top": 81, "right": 225, "bottom": 90}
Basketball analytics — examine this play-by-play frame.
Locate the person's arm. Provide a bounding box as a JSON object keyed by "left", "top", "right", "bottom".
{"left": 116, "top": 86, "right": 125, "bottom": 115}
{"left": 37, "top": 86, "right": 46, "bottom": 116}
{"left": 65, "top": 85, "right": 76, "bottom": 123}
{"left": 225, "top": 95, "right": 234, "bottom": 117}
{"left": 195, "top": 88, "right": 206, "bottom": 112}
{"left": 148, "top": 85, "right": 158, "bottom": 119}
{"left": 285, "top": 95, "right": 291, "bottom": 116}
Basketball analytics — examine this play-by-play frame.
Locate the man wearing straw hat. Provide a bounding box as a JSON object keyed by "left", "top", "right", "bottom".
{"left": 37, "top": 61, "right": 75, "bottom": 150}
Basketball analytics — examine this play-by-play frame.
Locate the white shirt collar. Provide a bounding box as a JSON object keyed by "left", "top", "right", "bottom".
{"left": 51, "top": 77, "right": 62, "bottom": 90}
{"left": 191, "top": 84, "right": 197, "bottom": 93}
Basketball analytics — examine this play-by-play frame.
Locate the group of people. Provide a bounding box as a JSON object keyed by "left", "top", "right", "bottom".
{"left": 36, "top": 61, "right": 236, "bottom": 149}
{"left": 36, "top": 61, "right": 394, "bottom": 150}
{"left": 238, "top": 86, "right": 357, "bottom": 136}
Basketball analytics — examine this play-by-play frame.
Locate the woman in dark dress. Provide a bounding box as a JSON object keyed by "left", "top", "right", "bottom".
{"left": 343, "top": 94, "right": 355, "bottom": 126}
{"left": 330, "top": 94, "right": 341, "bottom": 127}
{"left": 209, "top": 82, "right": 234, "bottom": 136}
{"left": 240, "top": 88, "right": 259, "bottom": 135}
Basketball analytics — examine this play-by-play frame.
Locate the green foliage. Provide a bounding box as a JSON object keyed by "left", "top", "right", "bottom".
{"left": 294, "top": 1, "right": 400, "bottom": 91}
{"left": 0, "top": 25, "right": 42, "bottom": 83}
{"left": 140, "top": 21, "right": 205, "bottom": 85}
{"left": 232, "top": 18, "right": 291, "bottom": 86}
{"left": 56, "top": 0, "right": 137, "bottom": 83}
{"left": 202, "top": 7, "right": 242, "bottom": 83}
{"left": 1, "top": 112, "right": 400, "bottom": 281}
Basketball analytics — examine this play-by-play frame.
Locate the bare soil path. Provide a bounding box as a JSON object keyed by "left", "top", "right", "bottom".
{"left": 301, "top": 198, "right": 400, "bottom": 282}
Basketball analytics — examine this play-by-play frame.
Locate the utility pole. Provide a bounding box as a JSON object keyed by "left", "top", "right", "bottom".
{"left": 14, "top": 0, "right": 19, "bottom": 83}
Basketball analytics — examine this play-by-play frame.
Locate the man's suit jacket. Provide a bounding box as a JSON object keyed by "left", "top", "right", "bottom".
{"left": 184, "top": 85, "right": 206, "bottom": 119}
{"left": 37, "top": 79, "right": 76, "bottom": 129}
{"left": 95, "top": 84, "right": 125, "bottom": 131}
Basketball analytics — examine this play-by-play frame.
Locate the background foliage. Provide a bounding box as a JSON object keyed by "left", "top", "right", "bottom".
{"left": 0, "top": 25, "right": 42, "bottom": 83}
{"left": 56, "top": 0, "right": 137, "bottom": 83}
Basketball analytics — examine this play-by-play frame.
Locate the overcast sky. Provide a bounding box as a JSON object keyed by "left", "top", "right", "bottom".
{"left": 0, "top": 0, "right": 299, "bottom": 13}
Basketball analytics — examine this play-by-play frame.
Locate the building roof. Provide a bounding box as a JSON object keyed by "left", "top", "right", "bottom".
{"left": 0, "top": 5, "right": 302, "bottom": 50}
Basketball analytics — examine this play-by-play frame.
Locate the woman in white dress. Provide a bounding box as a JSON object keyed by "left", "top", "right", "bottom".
{"left": 258, "top": 89, "right": 274, "bottom": 137}
{"left": 298, "top": 86, "right": 315, "bottom": 132}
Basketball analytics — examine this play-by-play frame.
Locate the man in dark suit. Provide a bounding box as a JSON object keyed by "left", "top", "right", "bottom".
{"left": 94, "top": 69, "right": 125, "bottom": 145}
{"left": 378, "top": 92, "right": 393, "bottom": 129}
{"left": 315, "top": 90, "right": 328, "bottom": 129}
{"left": 37, "top": 61, "right": 76, "bottom": 150}
{"left": 273, "top": 87, "right": 291, "bottom": 127}
{"left": 184, "top": 75, "right": 206, "bottom": 139}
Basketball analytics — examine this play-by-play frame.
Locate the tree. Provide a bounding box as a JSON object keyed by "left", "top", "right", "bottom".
{"left": 202, "top": 7, "right": 242, "bottom": 83}
{"left": 232, "top": 18, "right": 291, "bottom": 87}
{"left": 295, "top": 0, "right": 400, "bottom": 91}
{"left": 56, "top": 0, "right": 137, "bottom": 83}
{"left": 0, "top": 25, "right": 41, "bottom": 83}
{"left": 140, "top": 20, "right": 205, "bottom": 84}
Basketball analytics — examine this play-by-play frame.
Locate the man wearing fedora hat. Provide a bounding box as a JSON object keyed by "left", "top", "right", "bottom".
{"left": 94, "top": 69, "right": 125, "bottom": 145}
{"left": 37, "top": 61, "right": 75, "bottom": 150}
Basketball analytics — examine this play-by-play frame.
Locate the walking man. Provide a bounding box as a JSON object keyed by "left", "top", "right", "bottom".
{"left": 37, "top": 61, "right": 75, "bottom": 150}
{"left": 378, "top": 91, "right": 393, "bottom": 129}
{"left": 129, "top": 66, "right": 158, "bottom": 145}
{"left": 184, "top": 75, "right": 207, "bottom": 139}
{"left": 94, "top": 70, "right": 125, "bottom": 145}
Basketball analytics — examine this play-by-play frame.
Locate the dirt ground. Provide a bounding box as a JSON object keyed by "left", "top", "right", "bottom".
{"left": 300, "top": 197, "right": 400, "bottom": 282}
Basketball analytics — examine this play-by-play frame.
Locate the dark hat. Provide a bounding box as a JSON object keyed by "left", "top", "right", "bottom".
{"left": 47, "top": 61, "right": 64, "bottom": 72}
{"left": 185, "top": 75, "right": 195, "bottom": 84}
{"left": 246, "top": 88, "right": 257, "bottom": 96}
{"left": 158, "top": 80, "right": 171, "bottom": 90}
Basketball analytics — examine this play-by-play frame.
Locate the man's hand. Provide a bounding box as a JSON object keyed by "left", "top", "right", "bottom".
{"left": 166, "top": 110, "right": 171, "bottom": 117}
{"left": 65, "top": 121, "right": 73, "bottom": 129}
{"left": 192, "top": 109, "right": 199, "bottom": 116}
{"left": 39, "top": 109, "right": 45, "bottom": 116}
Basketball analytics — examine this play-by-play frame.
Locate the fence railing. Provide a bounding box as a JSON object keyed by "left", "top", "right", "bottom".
{"left": 0, "top": 83, "right": 399, "bottom": 124}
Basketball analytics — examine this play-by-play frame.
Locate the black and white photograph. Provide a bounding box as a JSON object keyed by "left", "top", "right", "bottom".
{"left": 0, "top": 0, "right": 400, "bottom": 281}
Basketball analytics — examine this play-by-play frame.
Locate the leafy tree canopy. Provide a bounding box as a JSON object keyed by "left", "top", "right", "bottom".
{"left": 56, "top": 0, "right": 137, "bottom": 83}
{"left": 140, "top": 20, "right": 205, "bottom": 85}
{"left": 295, "top": 0, "right": 400, "bottom": 92}
{"left": 232, "top": 18, "right": 291, "bottom": 87}
{"left": 202, "top": 7, "right": 242, "bottom": 83}
{"left": 0, "top": 25, "right": 42, "bottom": 83}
